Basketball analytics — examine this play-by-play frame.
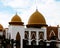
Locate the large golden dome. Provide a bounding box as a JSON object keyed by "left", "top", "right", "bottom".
{"left": 28, "top": 10, "right": 46, "bottom": 24}
{"left": 0, "top": 24, "right": 3, "bottom": 31}
{"left": 11, "top": 14, "right": 22, "bottom": 22}
{"left": 27, "top": 10, "right": 47, "bottom": 28}
{"left": 9, "top": 14, "right": 24, "bottom": 25}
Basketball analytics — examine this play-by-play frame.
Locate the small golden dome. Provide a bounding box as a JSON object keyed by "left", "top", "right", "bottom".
{"left": 0, "top": 24, "right": 3, "bottom": 30}
{"left": 9, "top": 13, "right": 24, "bottom": 25}
{"left": 11, "top": 14, "right": 22, "bottom": 22}
{"left": 28, "top": 10, "right": 46, "bottom": 24}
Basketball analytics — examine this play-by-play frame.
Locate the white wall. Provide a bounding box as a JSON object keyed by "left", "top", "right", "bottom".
{"left": 8, "top": 25, "right": 25, "bottom": 48}
{"left": 8, "top": 25, "right": 25, "bottom": 40}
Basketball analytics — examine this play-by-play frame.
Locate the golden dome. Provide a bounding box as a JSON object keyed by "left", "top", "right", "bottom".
{"left": 27, "top": 10, "right": 47, "bottom": 28}
{"left": 11, "top": 14, "right": 22, "bottom": 22}
{"left": 0, "top": 24, "right": 3, "bottom": 30}
{"left": 9, "top": 13, "right": 24, "bottom": 25}
{"left": 28, "top": 10, "right": 46, "bottom": 24}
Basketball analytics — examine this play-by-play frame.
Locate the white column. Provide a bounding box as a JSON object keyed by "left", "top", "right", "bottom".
{"left": 21, "top": 39, "right": 23, "bottom": 48}
{"left": 44, "top": 28, "right": 47, "bottom": 40}
{"left": 29, "top": 31, "right": 31, "bottom": 45}
{"left": 36, "top": 31, "right": 38, "bottom": 45}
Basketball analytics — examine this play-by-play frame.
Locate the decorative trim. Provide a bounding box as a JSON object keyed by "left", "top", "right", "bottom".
{"left": 9, "top": 22, "right": 24, "bottom": 26}
{"left": 26, "top": 24, "right": 48, "bottom": 28}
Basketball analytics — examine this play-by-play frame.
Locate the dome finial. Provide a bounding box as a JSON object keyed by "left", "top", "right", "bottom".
{"left": 16, "top": 12, "right": 18, "bottom": 15}
{"left": 36, "top": 8, "right": 38, "bottom": 11}
{"left": 36, "top": 3, "right": 38, "bottom": 11}
{"left": 15, "top": 8, "right": 18, "bottom": 15}
{"left": 35, "top": 0, "right": 38, "bottom": 11}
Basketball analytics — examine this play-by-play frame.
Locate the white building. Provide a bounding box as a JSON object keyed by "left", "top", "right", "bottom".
{"left": 0, "top": 10, "right": 60, "bottom": 48}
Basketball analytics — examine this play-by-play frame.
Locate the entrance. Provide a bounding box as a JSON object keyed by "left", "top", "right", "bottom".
{"left": 16, "top": 32, "right": 21, "bottom": 48}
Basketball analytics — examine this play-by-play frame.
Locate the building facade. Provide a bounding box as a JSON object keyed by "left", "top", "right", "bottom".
{"left": 0, "top": 10, "right": 60, "bottom": 48}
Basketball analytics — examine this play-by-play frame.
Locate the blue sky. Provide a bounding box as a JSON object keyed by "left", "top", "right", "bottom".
{"left": 0, "top": 0, "right": 60, "bottom": 28}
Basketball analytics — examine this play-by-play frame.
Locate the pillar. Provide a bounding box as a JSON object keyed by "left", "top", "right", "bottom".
{"left": 29, "top": 31, "right": 31, "bottom": 45}
{"left": 36, "top": 31, "right": 38, "bottom": 45}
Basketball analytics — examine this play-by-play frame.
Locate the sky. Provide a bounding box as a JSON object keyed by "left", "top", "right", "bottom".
{"left": 0, "top": 0, "right": 60, "bottom": 28}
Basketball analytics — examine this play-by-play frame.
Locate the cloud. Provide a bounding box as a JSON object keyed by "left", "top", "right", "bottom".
{"left": 1, "top": 0, "right": 35, "bottom": 9}
{"left": 0, "top": 12, "right": 12, "bottom": 28}
{"left": 37, "top": 0, "right": 60, "bottom": 26}
{"left": 0, "top": 0, "right": 60, "bottom": 27}
{"left": 55, "top": 0, "right": 60, "bottom": 2}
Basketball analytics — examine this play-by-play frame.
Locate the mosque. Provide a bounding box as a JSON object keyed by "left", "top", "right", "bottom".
{"left": 0, "top": 9, "right": 60, "bottom": 48}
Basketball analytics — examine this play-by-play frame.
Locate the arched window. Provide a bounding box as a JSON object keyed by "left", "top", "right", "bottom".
{"left": 49, "top": 30, "right": 55, "bottom": 37}
{"left": 49, "top": 30, "right": 56, "bottom": 40}
{"left": 31, "top": 31, "right": 36, "bottom": 40}
{"left": 39, "top": 32, "right": 44, "bottom": 40}
{"left": 16, "top": 32, "right": 21, "bottom": 48}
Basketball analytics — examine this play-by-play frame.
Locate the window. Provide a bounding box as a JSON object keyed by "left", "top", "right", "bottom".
{"left": 49, "top": 30, "right": 56, "bottom": 40}
{"left": 39, "top": 32, "right": 44, "bottom": 40}
{"left": 31, "top": 31, "right": 36, "bottom": 40}
{"left": 24, "top": 31, "right": 29, "bottom": 39}
{"left": 49, "top": 30, "right": 55, "bottom": 38}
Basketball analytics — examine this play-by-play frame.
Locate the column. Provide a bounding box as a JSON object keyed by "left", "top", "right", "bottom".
{"left": 36, "top": 31, "right": 38, "bottom": 45}
{"left": 44, "top": 28, "right": 47, "bottom": 40}
{"left": 21, "top": 39, "right": 23, "bottom": 48}
{"left": 29, "top": 31, "right": 31, "bottom": 45}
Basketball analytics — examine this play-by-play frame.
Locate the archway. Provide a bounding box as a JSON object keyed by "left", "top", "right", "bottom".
{"left": 39, "top": 32, "right": 44, "bottom": 40}
{"left": 16, "top": 32, "right": 21, "bottom": 48}
{"left": 49, "top": 30, "right": 56, "bottom": 40}
{"left": 31, "top": 31, "right": 36, "bottom": 40}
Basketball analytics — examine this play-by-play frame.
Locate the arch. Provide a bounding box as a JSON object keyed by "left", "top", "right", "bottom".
{"left": 49, "top": 30, "right": 55, "bottom": 38}
{"left": 39, "top": 32, "right": 44, "bottom": 40}
{"left": 49, "top": 30, "right": 57, "bottom": 40}
{"left": 16, "top": 32, "right": 21, "bottom": 41}
{"left": 31, "top": 32, "right": 36, "bottom": 39}
{"left": 16, "top": 32, "right": 21, "bottom": 48}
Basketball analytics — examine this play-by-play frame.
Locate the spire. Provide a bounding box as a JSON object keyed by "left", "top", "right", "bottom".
{"left": 35, "top": 0, "right": 38, "bottom": 11}
{"left": 15, "top": 8, "right": 18, "bottom": 15}
{"left": 15, "top": 12, "right": 18, "bottom": 16}
{"left": 36, "top": 3, "right": 38, "bottom": 11}
{"left": 36, "top": 8, "right": 38, "bottom": 11}
{"left": 16, "top": 12, "right": 17, "bottom": 15}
